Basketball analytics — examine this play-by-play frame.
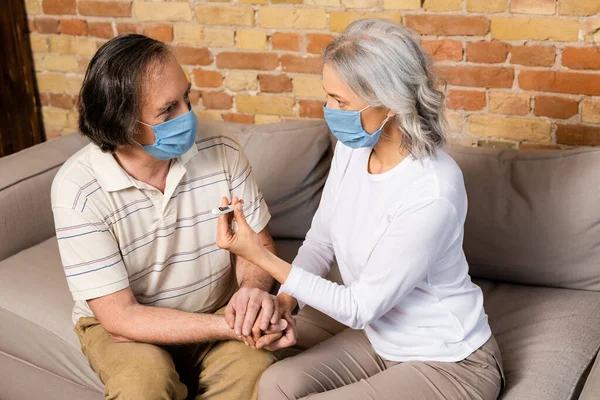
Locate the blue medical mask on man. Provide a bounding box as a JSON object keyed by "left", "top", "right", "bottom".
{"left": 137, "top": 103, "right": 198, "bottom": 160}
{"left": 323, "top": 103, "right": 392, "bottom": 149}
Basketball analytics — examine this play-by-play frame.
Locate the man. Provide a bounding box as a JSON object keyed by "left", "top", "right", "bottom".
{"left": 51, "top": 34, "right": 296, "bottom": 400}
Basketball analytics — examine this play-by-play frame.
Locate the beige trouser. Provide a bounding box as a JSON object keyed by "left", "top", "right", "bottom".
{"left": 75, "top": 312, "right": 276, "bottom": 400}
{"left": 261, "top": 308, "right": 505, "bottom": 400}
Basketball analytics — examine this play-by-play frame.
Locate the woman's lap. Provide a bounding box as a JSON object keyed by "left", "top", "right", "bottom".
{"left": 259, "top": 329, "right": 503, "bottom": 400}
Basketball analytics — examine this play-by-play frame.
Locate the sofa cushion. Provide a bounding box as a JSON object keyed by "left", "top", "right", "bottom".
{"left": 0, "top": 133, "right": 89, "bottom": 262}
{"left": 447, "top": 146, "right": 600, "bottom": 291}
{"left": 0, "top": 237, "right": 102, "bottom": 392}
{"left": 476, "top": 279, "right": 600, "bottom": 399}
{"left": 221, "top": 121, "right": 333, "bottom": 240}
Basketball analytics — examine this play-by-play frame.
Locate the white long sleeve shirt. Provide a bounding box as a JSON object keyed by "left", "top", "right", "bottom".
{"left": 280, "top": 142, "right": 491, "bottom": 362}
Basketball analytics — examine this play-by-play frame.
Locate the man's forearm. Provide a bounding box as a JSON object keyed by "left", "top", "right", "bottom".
{"left": 236, "top": 241, "right": 277, "bottom": 292}
{"left": 106, "top": 303, "right": 238, "bottom": 345}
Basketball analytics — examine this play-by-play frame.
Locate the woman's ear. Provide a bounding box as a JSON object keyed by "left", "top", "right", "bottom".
{"left": 386, "top": 109, "right": 395, "bottom": 118}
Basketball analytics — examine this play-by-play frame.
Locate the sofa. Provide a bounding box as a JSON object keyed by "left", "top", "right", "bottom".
{"left": 1, "top": 120, "right": 599, "bottom": 400}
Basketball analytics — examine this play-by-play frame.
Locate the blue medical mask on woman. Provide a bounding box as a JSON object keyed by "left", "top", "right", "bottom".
{"left": 323, "top": 103, "right": 391, "bottom": 149}
{"left": 137, "top": 103, "right": 198, "bottom": 160}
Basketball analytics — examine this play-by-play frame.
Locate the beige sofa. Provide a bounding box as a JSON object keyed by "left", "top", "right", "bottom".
{"left": 1, "top": 120, "right": 600, "bottom": 400}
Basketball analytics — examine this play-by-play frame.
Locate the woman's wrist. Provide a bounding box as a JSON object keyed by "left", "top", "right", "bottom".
{"left": 277, "top": 293, "right": 298, "bottom": 315}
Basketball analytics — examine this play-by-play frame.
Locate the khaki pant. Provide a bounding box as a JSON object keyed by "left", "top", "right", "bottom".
{"left": 75, "top": 313, "right": 276, "bottom": 400}
{"left": 261, "top": 310, "right": 505, "bottom": 400}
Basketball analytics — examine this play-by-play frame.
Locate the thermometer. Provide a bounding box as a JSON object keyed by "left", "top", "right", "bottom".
{"left": 211, "top": 206, "right": 237, "bottom": 215}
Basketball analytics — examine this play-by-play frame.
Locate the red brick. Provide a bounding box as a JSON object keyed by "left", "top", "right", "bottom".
{"left": 79, "top": 58, "right": 91, "bottom": 73}
{"left": 466, "top": 41, "right": 510, "bottom": 63}
{"left": 562, "top": 47, "right": 600, "bottom": 70}
{"left": 116, "top": 23, "right": 142, "bottom": 35}
{"left": 299, "top": 100, "right": 324, "bottom": 119}
{"left": 436, "top": 66, "right": 514, "bottom": 88}
{"left": 519, "top": 70, "right": 600, "bottom": 96}
{"left": 259, "top": 74, "right": 293, "bottom": 93}
{"left": 39, "top": 93, "right": 50, "bottom": 106}
{"left": 216, "top": 52, "right": 279, "bottom": 71}
{"left": 28, "top": 19, "right": 36, "bottom": 33}
{"left": 174, "top": 46, "right": 213, "bottom": 66}
{"left": 405, "top": 15, "right": 489, "bottom": 36}
{"left": 49, "top": 93, "right": 74, "bottom": 109}
{"left": 422, "top": 40, "right": 463, "bottom": 62}
{"left": 188, "top": 90, "right": 201, "bottom": 105}
{"left": 88, "top": 22, "right": 114, "bottom": 39}
{"left": 59, "top": 19, "right": 88, "bottom": 36}
{"left": 281, "top": 55, "right": 322, "bottom": 74}
{"left": 202, "top": 91, "right": 233, "bottom": 109}
{"left": 510, "top": 45, "right": 555, "bottom": 67}
{"left": 270, "top": 33, "right": 302, "bottom": 52}
{"left": 79, "top": 1, "right": 132, "bottom": 17}
{"left": 193, "top": 70, "right": 223, "bottom": 88}
{"left": 534, "top": 96, "right": 579, "bottom": 119}
{"left": 35, "top": 18, "right": 60, "bottom": 34}
{"left": 556, "top": 124, "right": 600, "bottom": 146}
{"left": 307, "top": 34, "right": 334, "bottom": 55}
{"left": 223, "top": 113, "right": 254, "bottom": 124}
{"left": 447, "top": 90, "right": 486, "bottom": 111}
{"left": 144, "top": 25, "right": 173, "bottom": 43}
{"left": 43, "top": 0, "right": 76, "bottom": 15}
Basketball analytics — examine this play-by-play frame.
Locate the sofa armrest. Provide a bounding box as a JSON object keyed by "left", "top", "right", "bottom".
{"left": 0, "top": 134, "right": 88, "bottom": 262}
{"left": 579, "top": 350, "right": 600, "bottom": 400}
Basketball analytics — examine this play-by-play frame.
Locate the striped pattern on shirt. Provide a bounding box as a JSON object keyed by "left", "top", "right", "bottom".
{"left": 51, "top": 128, "right": 270, "bottom": 324}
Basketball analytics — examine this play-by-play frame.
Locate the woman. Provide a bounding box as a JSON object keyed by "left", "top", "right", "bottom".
{"left": 217, "top": 19, "right": 504, "bottom": 400}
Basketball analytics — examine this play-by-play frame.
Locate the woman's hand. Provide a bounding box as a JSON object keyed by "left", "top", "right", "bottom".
{"left": 216, "top": 197, "right": 266, "bottom": 265}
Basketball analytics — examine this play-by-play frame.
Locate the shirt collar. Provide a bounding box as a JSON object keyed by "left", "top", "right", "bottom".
{"left": 89, "top": 145, "right": 136, "bottom": 192}
{"left": 180, "top": 141, "right": 199, "bottom": 165}
{"left": 89, "top": 143, "right": 199, "bottom": 193}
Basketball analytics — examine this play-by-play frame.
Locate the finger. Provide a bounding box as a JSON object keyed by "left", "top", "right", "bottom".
{"left": 232, "top": 203, "right": 251, "bottom": 230}
{"left": 234, "top": 300, "right": 247, "bottom": 336}
{"left": 260, "top": 299, "right": 274, "bottom": 331}
{"left": 264, "top": 318, "right": 288, "bottom": 334}
{"left": 216, "top": 198, "right": 234, "bottom": 249}
{"left": 271, "top": 299, "right": 280, "bottom": 325}
{"left": 242, "top": 298, "right": 261, "bottom": 336}
{"left": 256, "top": 332, "right": 283, "bottom": 350}
{"left": 243, "top": 333, "right": 256, "bottom": 348}
{"left": 225, "top": 302, "right": 235, "bottom": 329}
{"left": 251, "top": 310, "right": 264, "bottom": 343}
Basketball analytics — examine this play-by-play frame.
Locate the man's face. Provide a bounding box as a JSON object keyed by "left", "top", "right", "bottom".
{"left": 136, "top": 56, "right": 191, "bottom": 146}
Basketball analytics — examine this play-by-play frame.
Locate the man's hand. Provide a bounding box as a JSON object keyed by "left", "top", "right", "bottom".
{"left": 226, "top": 287, "right": 280, "bottom": 336}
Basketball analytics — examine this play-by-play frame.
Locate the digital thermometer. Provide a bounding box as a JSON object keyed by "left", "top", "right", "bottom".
{"left": 211, "top": 206, "right": 236, "bottom": 215}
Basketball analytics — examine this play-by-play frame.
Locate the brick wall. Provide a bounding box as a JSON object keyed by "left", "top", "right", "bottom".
{"left": 25, "top": 0, "right": 600, "bottom": 148}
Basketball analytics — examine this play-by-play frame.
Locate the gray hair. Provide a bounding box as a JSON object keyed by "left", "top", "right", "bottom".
{"left": 323, "top": 18, "right": 447, "bottom": 160}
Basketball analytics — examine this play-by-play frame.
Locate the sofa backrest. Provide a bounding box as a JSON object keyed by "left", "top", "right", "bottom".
{"left": 447, "top": 145, "right": 600, "bottom": 291}
{"left": 0, "top": 134, "right": 89, "bottom": 262}
{"left": 220, "top": 120, "right": 333, "bottom": 239}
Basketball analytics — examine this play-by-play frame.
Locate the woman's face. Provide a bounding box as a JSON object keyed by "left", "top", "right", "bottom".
{"left": 322, "top": 63, "right": 389, "bottom": 134}
{"left": 136, "top": 56, "right": 191, "bottom": 146}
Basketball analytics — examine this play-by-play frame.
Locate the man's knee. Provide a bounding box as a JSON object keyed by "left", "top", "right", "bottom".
{"left": 102, "top": 345, "right": 187, "bottom": 400}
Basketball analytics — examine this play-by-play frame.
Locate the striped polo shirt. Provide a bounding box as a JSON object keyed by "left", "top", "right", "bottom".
{"left": 51, "top": 125, "right": 270, "bottom": 324}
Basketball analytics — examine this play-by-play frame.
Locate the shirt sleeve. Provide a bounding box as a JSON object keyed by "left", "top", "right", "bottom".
{"left": 228, "top": 142, "right": 271, "bottom": 234}
{"left": 53, "top": 206, "right": 129, "bottom": 301}
{"left": 280, "top": 198, "right": 460, "bottom": 329}
{"left": 277, "top": 142, "right": 349, "bottom": 304}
